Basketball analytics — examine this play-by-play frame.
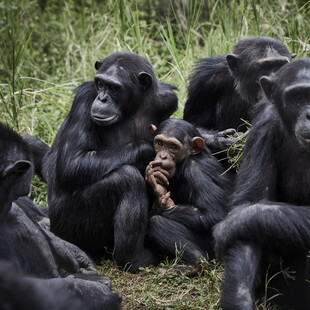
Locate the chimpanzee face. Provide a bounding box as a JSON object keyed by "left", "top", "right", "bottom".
{"left": 153, "top": 134, "right": 191, "bottom": 178}
{"left": 227, "top": 43, "right": 294, "bottom": 104}
{"left": 91, "top": 65, "right": 125, "bottom": 127}
{"left": 149, "top": 122, "right": 205, "bottom": 179}
{"left": 284, "top": 82, "right": 310, "bottom": 149}
{"left": 260, "top": 59, "right": 310, "bottom": 150}
{"left": 91, "top": 56, "right": 153, "bottom": 127}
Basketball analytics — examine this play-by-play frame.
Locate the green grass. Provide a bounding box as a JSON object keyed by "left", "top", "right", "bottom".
{"left": 0, "top": 0, "right": 309, "bottom": 309}
{"left": 99, "top": 259, "right": 223, "bottom": 310}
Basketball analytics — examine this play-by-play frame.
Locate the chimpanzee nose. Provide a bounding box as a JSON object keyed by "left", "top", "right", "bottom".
{"left": 99, "top": 93, "right": 108, "bottom": 103}
{"left": 160, "top": 153, "right": 167, "bottom": 159}
{"left": 301, "top": 107, "right": 310, "bottom": 121}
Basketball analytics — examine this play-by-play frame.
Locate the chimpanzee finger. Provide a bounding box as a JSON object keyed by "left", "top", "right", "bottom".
{"left": 149, "top": 160, "right": 163, "bottom": 168}
{"left": 152, "top": 166, "right": 170, "bottom": 178}
{"left": 153, "top": 170, "right": 169, "bottom": 186}
{"left": 160, "top": 191, "right": 171, "bottom": 205}
{"left": 145, "top": 166, "right": 158, "bottom": 187}
{"left": 217, "top": 128, "right": 237, "bottom": 137}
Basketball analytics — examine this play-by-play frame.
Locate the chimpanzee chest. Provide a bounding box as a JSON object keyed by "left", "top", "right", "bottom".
{"left": 277, "top": 149, "right": 310, "bottom": 205}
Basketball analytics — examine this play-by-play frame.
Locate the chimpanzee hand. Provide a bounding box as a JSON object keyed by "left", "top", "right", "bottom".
{"left": 197, "top": 127, "right": 240, "bottom": 153}
{"left": 146, "top": 160, "right": 169, "bottom": 186}
{"left": 158, "top": 190, "right": 175, "bottom": 211}
{"left": 46, "top": 230, "right": 98, "bottom": 274}
{"left": 145, "top": 161, "right": 175, "bottom": 210}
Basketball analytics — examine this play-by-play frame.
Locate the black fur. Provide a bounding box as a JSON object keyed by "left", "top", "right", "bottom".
{"left": 214, "top": 59, "right": 310, "bottom": 309}
{"left": 42, "top": 52, "right": 178, "bottom": 272}
{"left": 148, "top": 119, "right": 231, "bottom": 264}
{"left": 0, "top": 123, "right": 121, "bottom": 310}
{"left": 184, "top": 37, "right": 294, "bottom": 132}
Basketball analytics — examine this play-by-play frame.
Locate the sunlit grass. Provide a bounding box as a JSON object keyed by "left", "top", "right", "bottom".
{"left": 0, "top": 0, "right": 309, "bottom": 308}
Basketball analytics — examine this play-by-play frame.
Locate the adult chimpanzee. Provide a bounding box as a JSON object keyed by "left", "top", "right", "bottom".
{"left": 183, "top": 37, "right": 296, "bottom": 152}
{"left": 23, "top": 81, "right": 178, "bottom": 182}
{"left": 0, "top": 122, "right": 121, "bottom": 310}
{"left": 213, "top": 59, "right": 310, "bottom": 310}
{"left": 145, "top": 118, "right": 231, "bottom": 267}
{"left": 41, "top": 52, "right": 178, "bottom": 272}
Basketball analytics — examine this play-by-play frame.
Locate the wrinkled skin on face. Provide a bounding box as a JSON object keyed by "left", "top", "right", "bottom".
{"left": 260, "top": 59, "right": 310, "bottom": 151}
{"left": 227, "top": 38, "right": 296, "bottom": 104}
{"left": 91, "top": 64, "right": 153, "bottom": 127}
{"left": 145, "top": 124, "right": 205, "bottom": 210}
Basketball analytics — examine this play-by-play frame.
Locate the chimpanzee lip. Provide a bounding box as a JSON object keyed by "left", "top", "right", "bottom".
{"left": 92, "top": 114, "right": 120, "bottom": 126}
{"left": 296, "top": 133, "right": 310, "bottom": 146}
{"left": 162, "top": 166, "right": 173, "bottom": 171}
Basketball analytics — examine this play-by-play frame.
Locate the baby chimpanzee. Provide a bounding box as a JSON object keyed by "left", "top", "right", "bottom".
{"left": 146, "top": 118, "right": 231, "bottom": 268}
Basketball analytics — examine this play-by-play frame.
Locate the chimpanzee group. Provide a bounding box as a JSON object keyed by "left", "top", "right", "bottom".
{"left": 3, "top": 36, "right": 310, "bottom": 309}
{"left": 0, "top": 122, "right": 121, "bottom": 310}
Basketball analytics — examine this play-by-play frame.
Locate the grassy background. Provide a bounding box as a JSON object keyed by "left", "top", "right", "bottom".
{"left": 0, "top": 0, "right": 309, "bottom": 309}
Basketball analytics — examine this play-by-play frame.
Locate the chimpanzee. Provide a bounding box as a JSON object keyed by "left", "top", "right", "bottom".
{"left": 145, "top": 118, "right": 231, "bottom": 267}
{"left": 0, "top": 261, "right": 121, "bottom": 310}
{"left": 183, "top": 37, "right": 296, "bottom": 152}
{"left": 23, "top": 81, "right": 178, "bottom": 182}
{"left": 213, "top": 59, "right": 310, "bottom": 309}
{"left": 41, "top": 52, "right": 178, "bottom": 272}
{"left": 0, "top": 122, "right": 121, "bottom": 310}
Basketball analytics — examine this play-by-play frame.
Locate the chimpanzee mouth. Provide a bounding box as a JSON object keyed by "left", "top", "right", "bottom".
{"left": 162, "top": 165, "right": 175, "bottom": 178}
{"left": 164, "top": 166, "right": 173, "bottom": 171}
{"left": 91, "top": 114, "right": 120, "bottom": 126}
{"left": 296, "top": 132, "right": 310, "bottom": 149}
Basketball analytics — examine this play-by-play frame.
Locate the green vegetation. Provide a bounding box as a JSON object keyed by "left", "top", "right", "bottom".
{"left": 0, "top": 0, "right": 309, "bottom": 309}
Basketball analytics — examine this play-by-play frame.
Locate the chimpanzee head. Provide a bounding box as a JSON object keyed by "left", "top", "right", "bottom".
{"left": 91, "top": 52, "right": 158, "bottom": 127}
{"left": 148, "top": 118, "right": 205, "bottom": 178}
{"left": 226, "top": 37, "right": 296, "bottom": 104}
{"left": 0, "top": 123, "right": 33, "bottom": 215}
{"left": 260, "top": 58, "right": 310, "bottom": 150}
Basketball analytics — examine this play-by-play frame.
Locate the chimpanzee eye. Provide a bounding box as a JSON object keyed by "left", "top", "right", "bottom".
{"left": 156, "top": 140, "right": 163, "bottom": 146}
{"left": 96, "top": 79, "right": 104, "bottom": 90}
{"left": 294, "top": 92, "right": 304, "bottom": 102}
{"left": 109, "top": 84, "right": 118, "bottom": 93}
{"left": 287, "top": 91, "right": 306, "bottom": 105}
{"left": 170, "top": 144, "right": 178, "bottom": 150}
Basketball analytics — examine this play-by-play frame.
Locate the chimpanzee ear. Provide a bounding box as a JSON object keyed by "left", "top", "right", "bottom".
{"left": 3, "top": 160, "right": 32, "bottom": 178}
{"left": 95, "top": 60, "right": 103, "bottom": 71}
{"left": 226, "top": 53, "right": 240, "bottom": 74}
{"left": 138, "top": 72, "right": 152, "bottom": 91}
{"left": 260, "top": 76, "right": 275, "bottom": 102}
{"left": 148, "top": 124, "right": 157, "bottom": 136}
{"left": 190, "top": 137, "right": 205, "bottom": 155}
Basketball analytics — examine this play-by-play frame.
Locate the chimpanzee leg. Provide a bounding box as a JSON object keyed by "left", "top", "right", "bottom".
{"left": 149, "top": 215, "right": 205, "bottom": 265}
{"left": 112, "top": 165, "right": 157, "bottom": 272}
{"left": 160, "top": 205, "right": 202, "bottom": 228}
{"left": 221, "top": 242, "right": 261, "bottom": 310}
{"left": 50, "top": 165, "right": 155, "bottom": 271}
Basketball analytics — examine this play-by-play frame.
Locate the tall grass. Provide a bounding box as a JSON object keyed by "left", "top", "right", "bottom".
{"left": 1, "top": 0, "right": 309, "bottom": 137}
{"left": 0, "top": 0, "right": 309, "bottom": 309}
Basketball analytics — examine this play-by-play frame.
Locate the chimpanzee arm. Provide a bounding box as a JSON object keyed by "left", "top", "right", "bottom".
{"left": 44, "top": 229, "right": 98, "bottom": 274}
{"left": 163, "top": 150, "right": 230, "bottom": 229}
{"left": 57, "top": 140, "right": 154, "bottom": 188}
{"left": 230, "top": 101, "right": 281, "bottom": 207}
{"left": 197, "top": 127, "right": 239, "bottom": 153}
{"left": 214, "top": 202, "right": 310, "bottom": 258}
